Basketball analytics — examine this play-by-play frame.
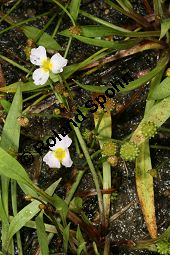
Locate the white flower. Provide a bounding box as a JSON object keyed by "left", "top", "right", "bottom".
{"left": 43, "top": 134, "right": 73, "bottom": 168}
{"left": 30, "top": 46, "right": 68, "bottom": 85}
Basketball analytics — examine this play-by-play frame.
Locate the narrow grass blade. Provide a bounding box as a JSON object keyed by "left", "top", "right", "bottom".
{"left": 5, "top": 179, "right": 61, "bottom": 250}
{"left": 63, "top": 223, "right": 70, "bottom": 253}
{"left": 35, "top": 213, "right": 49, "bottom": 255}
{"left": 76, "top": 225, "right": 87, "bottom": 255}
{"left": 160, "top": 18, "right": 170, "bottom": 39}
{"left": 79, "top": 10, "right": 131, "bottom": 32}
{"left": 0, "top": 85, "right": 22, "bottom": 254}
{"left": 119, "top": 54, "right": 169, "bottom": 93}
{"left": 115, "top": 0, "right": 132, "bottom": 11}
{"left": 72, "top": 35, "right": 141, "bottom": 49}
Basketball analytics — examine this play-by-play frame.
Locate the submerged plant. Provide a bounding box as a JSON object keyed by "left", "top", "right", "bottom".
{"left": 0, "top": 0, "right": 170, "bottom": 254}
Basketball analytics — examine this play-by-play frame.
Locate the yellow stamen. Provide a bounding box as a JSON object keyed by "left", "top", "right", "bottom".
{"left": 42, "top": 58, "right": 52, "bottom": 72}
{"left": 54, "top": 148, "right": 66, "bottom": 162}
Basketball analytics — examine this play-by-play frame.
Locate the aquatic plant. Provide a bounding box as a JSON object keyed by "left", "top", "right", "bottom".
{"left": 0, "top": 0, "right": 170, "bottom": 254}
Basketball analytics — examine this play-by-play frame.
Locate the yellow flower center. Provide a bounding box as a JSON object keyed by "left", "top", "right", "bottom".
{"left": 54, "top": 148, "right": 66, "bottom": 162}
{"left": 42, "top": 58, "right": 52, "bottom": 72}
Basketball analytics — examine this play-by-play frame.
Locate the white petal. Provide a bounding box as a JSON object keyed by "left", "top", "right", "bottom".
{"left": 62, "top": 149, "right": 73, "bottom": 167}
{"left": 32, "top": 68, "right": 49, "bottom": 85}
{"left": 50, "top": 53, "right": 68, "bottom": 74}
{"left": 30, "top": 46, "right": 47, "bottom": 66}
{"left": 43, "top": 151, "right": 61, "bottom": 168}
{"left": 49, "top": 135, "right": 72, "bottom": 150}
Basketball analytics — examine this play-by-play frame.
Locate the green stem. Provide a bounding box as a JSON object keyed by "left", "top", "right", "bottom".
{"left": 0, "top": 0, "right": 22, "bottom": 24}
{"left": 72, "top": 125, "right": 104, "bottom": 226}
{"left": 51, "top": 0, "right": 76, "bottom": 26}
{"left": 64, "top": 37, "right": 73, "bottom": 58}
{"left": 65, "top": 170, "right": 85, "bottom": 204}
{"left": 22, "top": 93, "right": 49, "bottom": 114}
{"left": 52, "top": 2, "right": 70, "bottom": 38}
{"left": 105, "top": 0, "right": 150, "bottom": 28}
{"left": 79, "top": 10, "right": 130, "bottom": 32}
{"left": 0, "top": 54, "right": 29, "bottom": 73}
{"left": 0, "top": 11, "right": 51, "bottom": 35}
{"left": 150, "top": 145, "right": 170, "bottom": 151}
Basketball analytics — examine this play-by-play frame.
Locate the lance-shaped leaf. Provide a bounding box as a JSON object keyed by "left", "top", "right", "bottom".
{"left": 0, "top": 85, "right": 22, "bottom": 254}
{"left": 136, "top": 142, "right": 157, "bottom": 238}
{"left": 22, "top": 26, "right": 62, "bottom": 50}
{"left": 35, "top": 212, "right": 49, "bottom": 255}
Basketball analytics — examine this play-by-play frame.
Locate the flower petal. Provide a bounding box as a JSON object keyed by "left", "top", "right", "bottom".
{"left": 30, "top": 46, "right": 47, "bottom": 66}
{"left": 49, "top": 135, "right": 72, "bottom": 150}
{"left": 32, "top": 68, "right": 49, "bottom": 85}
{"left": 62, "top": 149, "right": 73, "bottom": 167}
{"left": 43, "top": 151, "right": 61, "bottom": 168}
{"left": 50, "top": 53, "right": 68, "bottom": 74}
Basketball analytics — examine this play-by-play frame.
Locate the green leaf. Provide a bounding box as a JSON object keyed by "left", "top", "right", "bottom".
{"left": 0, "top": 81, "right": 48, "bottom": 93}
{"left": 69, "top": 0, "right": 81, "bottom": 21}
{"left": 115, "top": 0, "right": 133, "bottom": 11}
{"left": 35, "top": 213, "right": 49, "bottom": 255}
{"left": 136, "top": 141, "right": 157, "bottom": 238}
{"left": 76, "top": 225, "right": 85, "bottom": 245}
{"left": 63, "top": 223, "right": 70, "bottom": 254}
{"left": 76, "top": 225, "right": 87, "bottom": 255}
{"left": 69, "top": 197, "right": 83, "bottom": 213}
{"left": 0, "top": 99, "right": 11, "bottom": 113}
{"left": 0, "top": 147, "right": 33, "bottom": 186}
{"left": 149, "top": 77, "right": 170, "bottom": 100}
{"left": 0, "top": 191, "right": 10, "bottom": 251}
{"left": 72, "top": 35, "right": 141, "bottom": 49}
{"left": 22, "top": 26, "right": 62, "bottom": 50}
{"left": 0, "top": 86, "right": 22, "bottom": 153}
{"left": 74, "top": 80, "right": 111, "bottom": 93}
{"left": 59, "top": 25, "right": 160, "bottom": 38}
{"left": 62, "top": 48, "right": 108, "bottom": 79}
{"left": 120, "top": 54, "right": 169, "bottom": 93}
{"left": 5, "top": 179, "right": 61, "bottom": 249}
{"left": 0, "top": 86, "right": 22, "bottom": 254}
{"left": 75, "top": 53, "right": 168, "bottom": 95}
{"left": 53, "top": 194, "right": 68, "bottom": 225}
{"left": 160, "top": 18, "right": 170, "bottom": 39}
